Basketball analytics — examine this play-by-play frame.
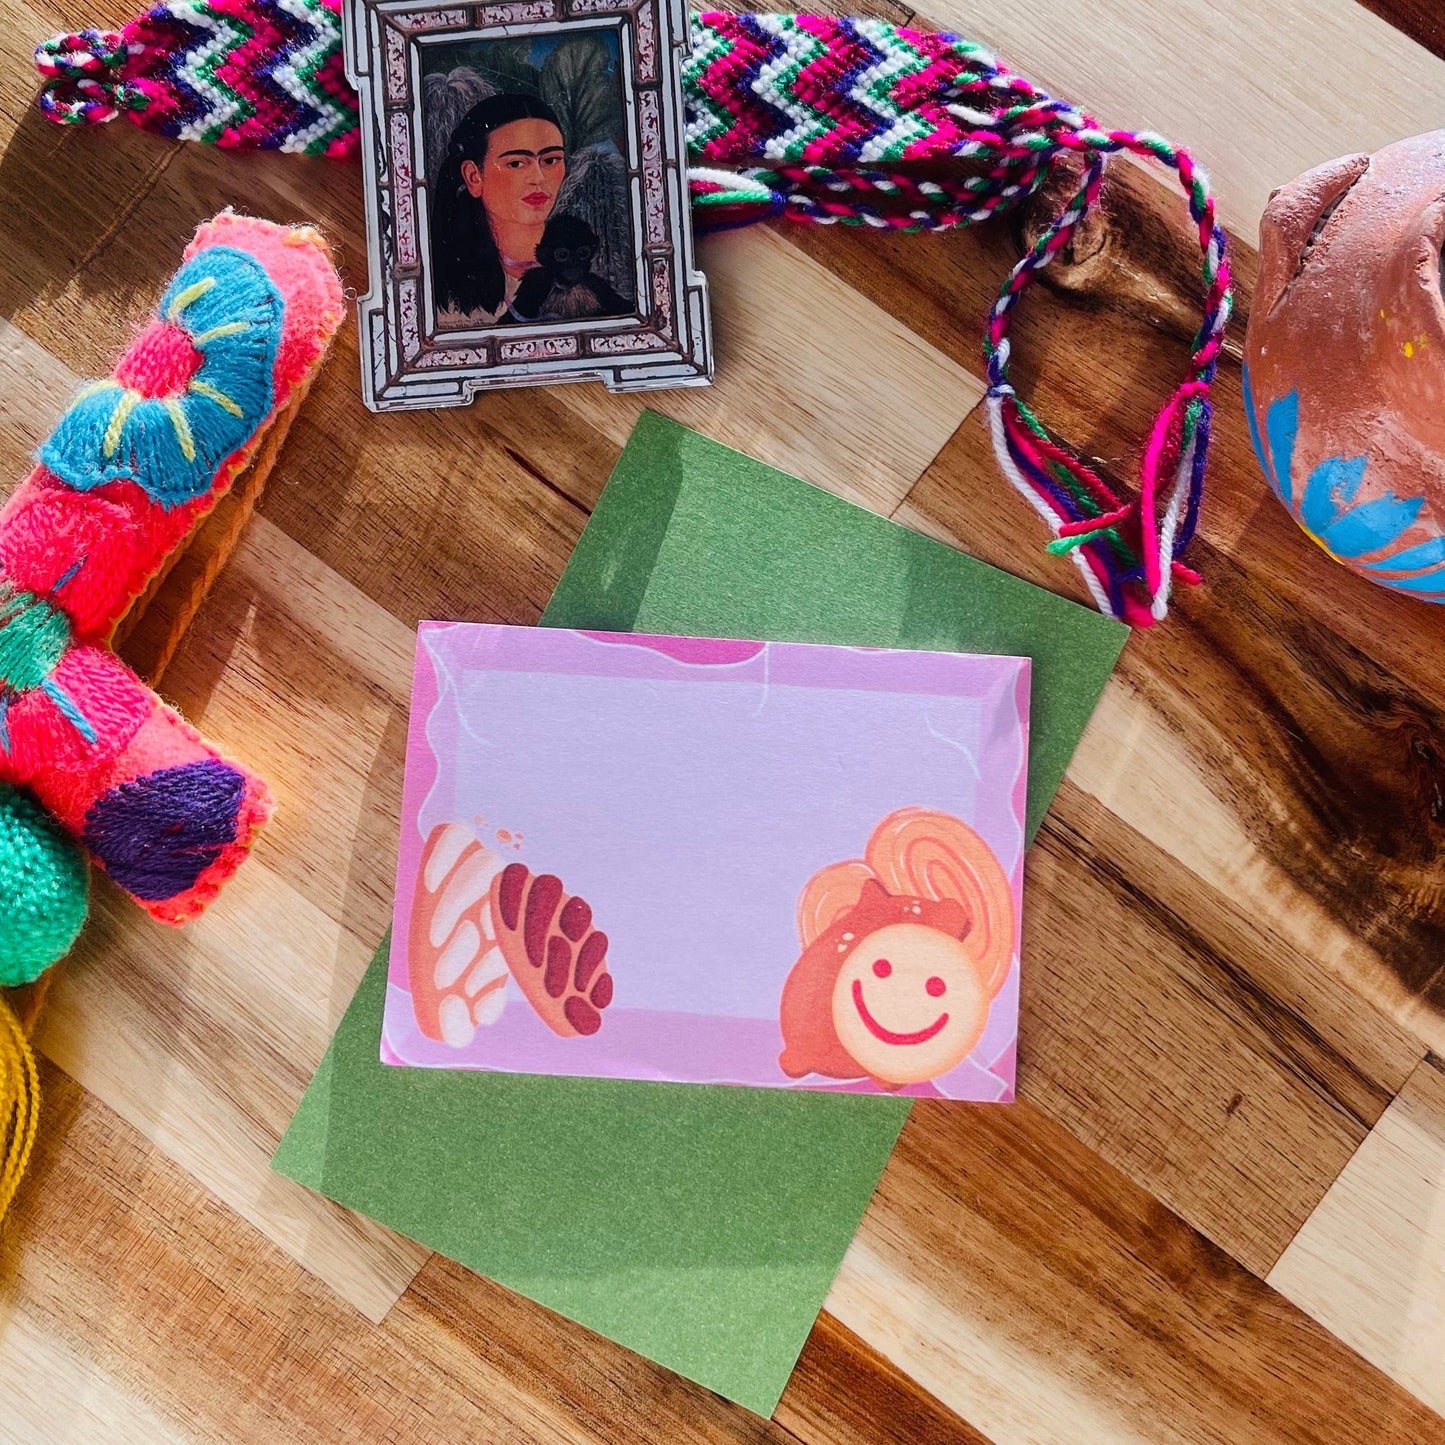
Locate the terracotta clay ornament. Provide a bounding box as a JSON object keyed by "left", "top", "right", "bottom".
{"left": 1244, "top": 130, "right": 1445, "bottom": 598}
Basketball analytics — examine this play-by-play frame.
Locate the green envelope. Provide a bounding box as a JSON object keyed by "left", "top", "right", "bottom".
{"left": 274, "top": 413, "right": 1126, "bottom": 1414}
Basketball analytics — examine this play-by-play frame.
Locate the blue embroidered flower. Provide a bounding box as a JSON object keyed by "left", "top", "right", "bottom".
{"left": 39, "top": 245, "right": 282, "bottom": 510}
{"left": 1244, "top": 364, "right": 1445, "bottom": 596}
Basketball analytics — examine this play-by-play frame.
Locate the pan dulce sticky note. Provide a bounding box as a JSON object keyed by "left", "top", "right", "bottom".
{"left": 385, "top": 624, "right": 1028, "bottom": 1098}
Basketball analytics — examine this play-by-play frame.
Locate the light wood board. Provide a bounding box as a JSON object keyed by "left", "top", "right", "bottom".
{"left": 1270, "top": 1056, "right": 1445, "bottom": 1418}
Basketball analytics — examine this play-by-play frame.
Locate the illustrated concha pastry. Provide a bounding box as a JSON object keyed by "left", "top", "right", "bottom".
{"left": 408, "top": 823, "right": 510, "bottom": 1048}
{"left": 407, "top": 824, "right": 614, "bottom": 1044}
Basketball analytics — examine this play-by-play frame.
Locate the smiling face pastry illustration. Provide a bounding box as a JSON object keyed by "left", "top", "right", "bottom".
{"left": 779, "top": 809, "right": 1015, "bottom": 1088}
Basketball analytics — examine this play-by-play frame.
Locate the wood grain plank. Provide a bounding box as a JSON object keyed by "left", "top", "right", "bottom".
{"left": 1354, "top": 0, "right": 1445, "bottom": 60}
{"left": 1269, "top": 1055, "right": 1445, "bottom": 1418}
{"left": 560, "top": 224, "right": 985, "bottom": 514}
{"left": 1000, "top": 160, "right": 1445, "bottom": 763}
{"left": 778, "top": 1312, "right": 994, "bottom": 1444}
{"left": 1019, "top": 778, "right": 1418, "bottom": 1276}
{"left": 0, "top": 1314, "right": 190, "bottom": 1445}
{"left": 825, "top": 1096, "right": 1445, "bottom": 1445}
{"left": 6, "top": 1065, "right": 997, "bottom": 1445}
{"left": 166, "top": 514, "right": 418, "bottom": 950}
{"left": 35, "top": 869, "right": 425, "bottom": 1324}
{"left": 912, "top": 0, "right": 1445, "bottom": 238}
{"left": 0, "top": 1067, "right": 796, "bottom": 1444}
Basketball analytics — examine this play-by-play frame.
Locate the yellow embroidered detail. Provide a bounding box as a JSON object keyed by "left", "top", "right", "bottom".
{"left": 163, "top": 398, "right": 196, "bottom": 463}
{"left": 188, "top": 379, "right": 244, "bottom": 417}
{"left": 102, "top": 391, "right": 140, "bottom": 458}
{"left": 166, "top": 275, "right": 217, "bottom": 321}
{"left": 189, "top": 321, "right": 251, "bottom": 345}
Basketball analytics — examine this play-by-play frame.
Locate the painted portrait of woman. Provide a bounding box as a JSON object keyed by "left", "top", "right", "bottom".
{"left": 425, "top": 36, "right": 636, "bottom": 329}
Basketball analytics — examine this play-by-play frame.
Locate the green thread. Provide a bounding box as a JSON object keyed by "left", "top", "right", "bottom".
{"left": 195, "top": 16, "right": 254, "bottom": 145}
{"left": 695, "top": 185, "right": 777, "bottom": 208}
{"left": 856, "top": 42, "right": 932, "bottom": 161}
{"left": 0, "top": 588, "right": 72, "bottom": 696}
{"left": 770, "top": 19, "right": 829, "bottom": 161}
{"left": 1010, "top": 398, "right": 1141, "bottom": 569}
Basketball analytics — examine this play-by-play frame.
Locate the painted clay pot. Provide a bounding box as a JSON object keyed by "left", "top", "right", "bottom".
{"left": 1244, "top": 130, "right": 1445, "bottom": 598}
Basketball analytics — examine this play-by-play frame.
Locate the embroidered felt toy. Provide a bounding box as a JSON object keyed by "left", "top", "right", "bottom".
{"left": 1244, "top": 131, "right": 1445, "bottom": 599}
{"left": 0, "top": 212, "right": 345, "bottom": 1220}
{"left": 35, "top": 6, "right": 1231, "bottom": 627}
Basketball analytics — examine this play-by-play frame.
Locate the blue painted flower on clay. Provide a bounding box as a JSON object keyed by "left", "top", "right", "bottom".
{"left": 39, "top": 245, "right": 282, "bottom": 510}
{"left": 1244, "top": 364, "right": 1445, "bottom": 597}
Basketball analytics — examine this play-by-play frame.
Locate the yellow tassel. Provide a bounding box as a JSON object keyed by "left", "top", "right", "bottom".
{"left": 0, "top": 992, "right": 39, "bottom": 1222}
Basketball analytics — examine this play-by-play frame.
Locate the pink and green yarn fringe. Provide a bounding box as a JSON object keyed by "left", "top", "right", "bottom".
{"left": 36, "top": 4, "right": 1232, "bottom": 624}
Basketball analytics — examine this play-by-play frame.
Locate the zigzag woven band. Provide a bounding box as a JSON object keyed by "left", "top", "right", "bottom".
{"left": 36, "top": 6, "right": 1232, "bottom": 625}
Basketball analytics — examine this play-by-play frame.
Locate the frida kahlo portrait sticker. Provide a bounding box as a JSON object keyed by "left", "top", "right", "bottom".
{"left": 348, "top": 0, "right": 711, "bottom": 410}
{"left": 384, "top": 625, "right": 1029, "bottom": 1100}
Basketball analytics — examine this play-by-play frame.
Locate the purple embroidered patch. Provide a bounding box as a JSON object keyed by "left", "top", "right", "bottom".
{"left": 82, "top": 758, "right": 244, "bottom": 900}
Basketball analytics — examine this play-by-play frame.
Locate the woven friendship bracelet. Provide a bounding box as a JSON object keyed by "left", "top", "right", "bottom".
{"left": 35, "top": 5, "right": 1232, "bottom": 625}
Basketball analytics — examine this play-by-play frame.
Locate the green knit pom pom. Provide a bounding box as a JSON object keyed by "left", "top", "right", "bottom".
{"left": 0, "top": 784, "right": 89, "bottom": 987}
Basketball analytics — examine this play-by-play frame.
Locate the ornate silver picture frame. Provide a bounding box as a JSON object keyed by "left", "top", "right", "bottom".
{"left": 345, "top": 0, "right": 713, "bottom": 411}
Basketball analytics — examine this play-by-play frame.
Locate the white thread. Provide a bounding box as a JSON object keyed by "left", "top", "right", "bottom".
{"left": 986, "top": 394, "right": 1117, "bottom": 619}
{"left": 272, "top": 0, "right": 348, "bottom": 152}
{"left": 1150, "top": 421, "right": 1198, "bottom": 620}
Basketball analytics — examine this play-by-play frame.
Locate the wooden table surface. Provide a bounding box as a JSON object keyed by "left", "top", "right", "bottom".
{"left": 5, "top": 0, "right": 1445, "bottom": 1440}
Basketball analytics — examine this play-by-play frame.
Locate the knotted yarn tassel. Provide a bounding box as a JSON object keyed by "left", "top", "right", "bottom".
{"left": 33, "top": 28, "right": 144, "bottom": 126}
{"left": 981, "top": 136, "right": 1230, "bottom": 627}
{"left": 0, "top": 992, "right": 40, "bottom": 1223}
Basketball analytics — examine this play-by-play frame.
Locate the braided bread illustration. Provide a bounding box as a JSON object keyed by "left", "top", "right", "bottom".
{"left": 407, "top": 824, "right": 615, "bottom": 1048}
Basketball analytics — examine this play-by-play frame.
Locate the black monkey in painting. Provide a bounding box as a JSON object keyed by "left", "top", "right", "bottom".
{"left": 510, "top": 214, "right": 629, "bottom": 322}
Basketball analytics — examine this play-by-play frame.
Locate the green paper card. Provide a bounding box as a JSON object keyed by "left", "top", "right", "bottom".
{"left": 274, "top": 414, "right": 1126, "bottom": 1414}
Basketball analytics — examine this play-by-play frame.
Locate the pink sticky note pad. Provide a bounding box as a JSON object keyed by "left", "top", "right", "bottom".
{"left": 384, "top": 625, "right": 1029, "bottom": 1100}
